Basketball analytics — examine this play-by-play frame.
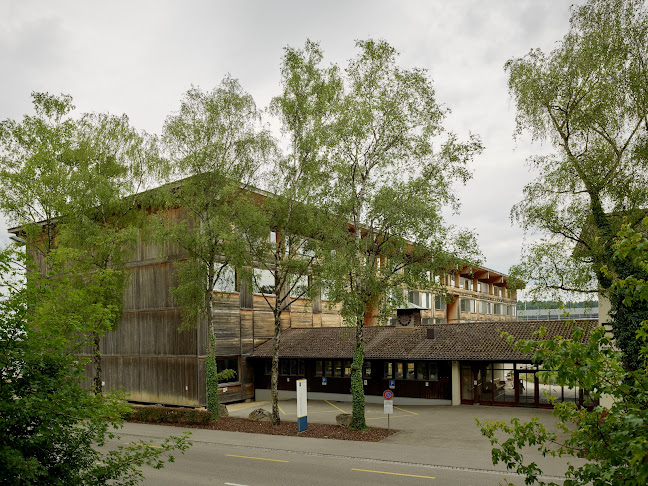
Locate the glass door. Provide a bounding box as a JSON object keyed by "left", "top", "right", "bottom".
{"left": 515, "top": 368, "right": 538, "bottom": 407}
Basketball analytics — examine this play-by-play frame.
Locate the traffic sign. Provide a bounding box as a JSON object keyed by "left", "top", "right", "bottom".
{"left": 384, "top": 400, "right": 393, "bottom": 414}
{"left": 383, "top": 389, "right": 394, "bottom": 400}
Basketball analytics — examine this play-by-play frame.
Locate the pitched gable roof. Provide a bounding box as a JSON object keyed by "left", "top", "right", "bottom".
{"left": 249, "top": 319, "right": 597, "bottom": 361}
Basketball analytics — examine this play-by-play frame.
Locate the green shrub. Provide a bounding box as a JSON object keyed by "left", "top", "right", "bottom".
{"left": 126, "top": 406, "right": 213, "bottom": 425}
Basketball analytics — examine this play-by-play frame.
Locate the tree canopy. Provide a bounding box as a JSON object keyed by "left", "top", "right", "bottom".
{"left": 508, "top": 0, "right": 648, "bottom": 299}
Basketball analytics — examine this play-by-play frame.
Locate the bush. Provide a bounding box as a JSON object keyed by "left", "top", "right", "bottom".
{"left": 126, "top": 406, "right": 213, "bottom": 425}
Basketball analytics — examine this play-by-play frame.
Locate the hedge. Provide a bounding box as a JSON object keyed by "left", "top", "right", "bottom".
{"left": 125, "top": 406, "right": 213, "bottom": 425}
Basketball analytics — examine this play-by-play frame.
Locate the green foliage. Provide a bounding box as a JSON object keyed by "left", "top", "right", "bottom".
{"left": 316, "top": 39, "right": 482, "bottom": 427}
{"left": 0, "top": 92, "right": 157, "bottom": 393}
{"left": 477, "top": 220, "right": 648, "bottom": 485}
{"left": 0, "top": 246, "right": 191, "bottom": 485}
{"left": 605, "top": 217, "right": 648, "bottom": 369}
{"left": 205, "top": 331, "right": 220, "bottom": 419}
{"left": 507, "top": 0, "right": 648, "bottom": 300}
{"left": 349, "top": 344, "right": 367, "bottom": 430}
{"left": 235, "top": 41, "right": 339, "bottom": 425}
{"left": 158, "top": 76, "right": 272, "bottom": 331}
{"left": 126, "top": 406, "right": 213, "bottom": 425}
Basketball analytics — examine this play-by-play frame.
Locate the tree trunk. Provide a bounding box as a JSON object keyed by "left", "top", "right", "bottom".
{"left": 92, "top": 332, "right": 102, "bottom": 394}
{"left": 205, "top": 272, "right": 220, "bottom": 419}
{"left": 350, "top": 318, "right": 367, "bottom": 430}
{"left": 271, "top": 310, "right": 282, "bottom": 425}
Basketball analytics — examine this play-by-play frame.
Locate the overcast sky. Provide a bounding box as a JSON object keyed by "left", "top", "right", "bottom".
{"left": 0, "top": 0, "right": 580, "bottom": 285}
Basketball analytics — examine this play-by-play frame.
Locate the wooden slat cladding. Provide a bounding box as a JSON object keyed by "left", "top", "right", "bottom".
{"left": 253, "top": 294, "right": 276, "bottom": 311}
{"left": 213, "top": 292, "right": 239, "bottom": 309}
{"left": 240, "top": 310, "right": 254, "bottom": 355}
{"left": 123, "top": 262, "right": 177, "bottom": 312}
{"left": 101, "top": 356, "right": 200, "bottom": 407}
{"left": 253, "top": 311, "right": 275, "bottom": 338}
{"left": 291, "top": 311, "right": 313, "bottom": 328}
{"left": 321, "top": 313, "right": 343, "bottom": 327}
{"left": 239, "top": 282, "right": 253, "bottom": 309}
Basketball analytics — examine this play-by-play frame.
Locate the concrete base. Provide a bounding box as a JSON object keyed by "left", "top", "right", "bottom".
{"left": 254, "top": 388, "right": 451, "bottom": 406}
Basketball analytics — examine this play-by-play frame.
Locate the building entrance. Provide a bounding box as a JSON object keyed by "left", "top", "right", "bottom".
{"left": 460, "top": 362, "right": 593, "bottom": 409}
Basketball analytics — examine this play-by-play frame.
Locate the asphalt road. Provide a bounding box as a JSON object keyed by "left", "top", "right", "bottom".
{"left": 132, "top": 439, "right": 525, "bottom": 486}
{"left": 113, "top": 421, "right": 569, "bottom": 486}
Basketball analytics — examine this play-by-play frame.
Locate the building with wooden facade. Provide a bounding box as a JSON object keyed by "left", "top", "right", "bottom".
{"left": 8, "top": 187, "right": 524, "bottom": 409}
{"left": 249, "top": 319, "right": 597, "bottom": 409}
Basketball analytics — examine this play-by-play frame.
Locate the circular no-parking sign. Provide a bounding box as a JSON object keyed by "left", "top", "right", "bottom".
{"left": 383, "top": 390, "right": 394, "bottom": 400}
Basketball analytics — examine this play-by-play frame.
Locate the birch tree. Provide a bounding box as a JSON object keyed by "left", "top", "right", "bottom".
{"left": 324, "top": 40, "right": 483, "bottom": 429}
{"left": 0, "top": 93, "right": 157, "bottom": 393}
{"left": 160, "top": 77, "right": 272, "bottom": 417}
{"left": 506, "top": 0, "right": 648, "bottom": 367}
{"left": 237, "top": 41, "right": 339, "bottom": 425}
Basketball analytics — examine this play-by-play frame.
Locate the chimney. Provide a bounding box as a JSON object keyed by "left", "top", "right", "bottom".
{"left": 426, "top": 328, "right": 436, "bottom": 339}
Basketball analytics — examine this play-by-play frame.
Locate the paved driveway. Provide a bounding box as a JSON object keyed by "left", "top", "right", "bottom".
{"left": 227, "top": 399, "right": 564, "bottom": 448}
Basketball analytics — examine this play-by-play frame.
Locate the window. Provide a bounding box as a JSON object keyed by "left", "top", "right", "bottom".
{"left": 343, "top": 360, "right": 352, "bottom": 378}
{"left": 406, "top": 362, "right": 415, "bottom": 379}
{"left": 290, "top": 275, "right": 309, "bottom": 298}
{"left": 254, "top": 268, "right": 275, "bottom": 295}
{"left": 279, "top": 359, "right": 305, "bottom": 376}
{"left": 395, "top": 362, "right": 404, "bottom": 379}
{"left": 421, "top": 292, "right": 430, "bottom": 309}
{"left": 460, "top": 298, "right": 473, "bottom": 313}
{"left": 363, "top": 361, "right": 372, "bottom": 378}
{"left": 213, "top": 263, "right": 237, "bottom": 292}
{"left": 416, "top": 362, "right": 427, "bottom": 380}
{"left": 334, "top": 360, "right": 342, "bottom": 377}
{"left": 459, "top": 277, "right": 471, "bottom": 290}
{"left": 435, "top": 295, "right": 446, "bottom": 310}
{"left": 216, "top": 357, "right": 239, "bottom": 383}
{"left": 384, "top": 362, "right": 393, "bottom": 379}
{"left": 315, "top": 360, "right": 323, "bottom": 376}
{"left": 324, "top": 360, "right": 333, "bottom": 376}
{"left": 479, "top": 300, "right": 492, "bottom": 314}
{"left": 269, "top": 231, "right": 277, "bottom": 244}
{"left": 428, "top": 363, "right": 439, "bottom": 380}
{"left": 408, "top": 291, "right": 431, "bottom": 309}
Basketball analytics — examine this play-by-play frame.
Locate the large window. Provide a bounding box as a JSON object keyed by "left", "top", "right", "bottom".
{"left": 314, "top": 359, "right": 351, "bottom": 378}
{"left": 289, "top": 275, "right": 309, "bottom": 298}
{"left": 213, "top": 263, "right": 237, "bottom": 292}
{"left": 278, "top": 359, "right": 305, "bottom": 376}
{"left": 254, "top": 268, "right": 275, "bottom": 295}
{"left": 435, "top": 295, "right": 446, "bottom": 310}
{"left": 408, "top": 290, "right": 431, "bottom": 309}
{"left": 217, "top": 357, "right": 239, "bottom": 383}
{"left": 460, "top": 298, "right": 475, "bottom": 313}
{"left": 383, "top": 361, "right": 439, "bottom": 381}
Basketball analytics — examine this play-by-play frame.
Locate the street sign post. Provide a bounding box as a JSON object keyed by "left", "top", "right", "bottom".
{"left": 296, "top": 379, "right": 307, "bottom": 432}
{"left": 383, "top": 390, "right": 394, "bottom": 431}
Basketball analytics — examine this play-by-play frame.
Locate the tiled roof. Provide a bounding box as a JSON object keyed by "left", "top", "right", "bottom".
{"left": 249, "top": 320, "right": 598, "bottom": 361}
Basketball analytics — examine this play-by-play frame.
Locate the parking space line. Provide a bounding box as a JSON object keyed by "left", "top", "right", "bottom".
{"left": 277, "top": 404, "right": 287, "bottom": 416}
{"left": 226, "top": 454, "right": 289, "bottom": 463}
{"left": 394, "top": 405, "right": 419, "bottom": 415}
{"left": 325, "top": 400, "right": 348, "bottom": 413}
{"left": 351, "top": 468, "right": 435, "bottom": 479}
{"left": 365, "top": 414, "right": 409, "bottom": 421}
